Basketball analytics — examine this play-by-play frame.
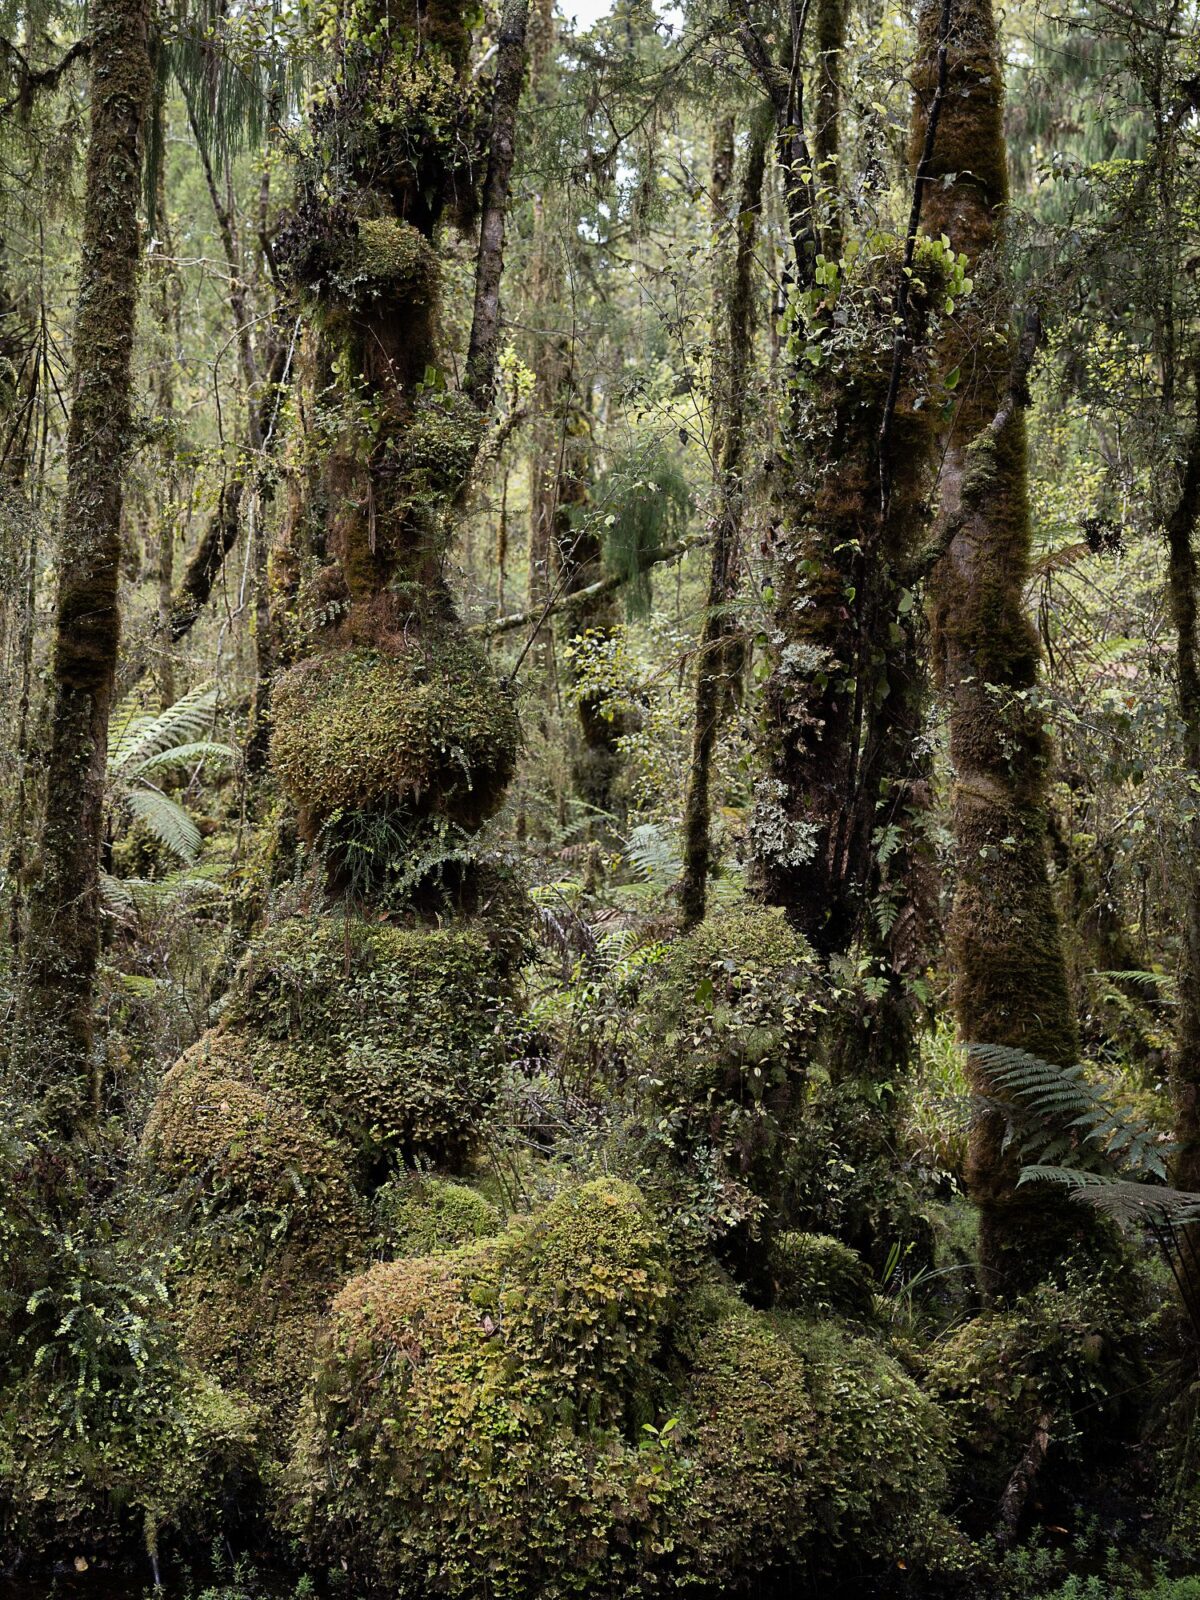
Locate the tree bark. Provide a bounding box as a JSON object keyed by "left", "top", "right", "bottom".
{"left": 911, "top": 0, "right": 1084, "bottom": 1298}
{"left": 680, "top": 104, "right": 770, "bottom": 928}
{"left": 19, "top": 0, "right": 154, "bottom": 1124}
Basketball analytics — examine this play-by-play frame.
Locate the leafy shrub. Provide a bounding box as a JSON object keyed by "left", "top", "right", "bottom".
{"left": 767, "top": 1230, "right": 876, "bottom": 1318}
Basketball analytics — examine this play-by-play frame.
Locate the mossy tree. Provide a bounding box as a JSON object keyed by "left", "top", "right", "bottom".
{"left": 910, "top": 0, "right": 1086, "bottom": 1297}
{"left": 18, "top": 0, "right": 155, "bottom": 1125}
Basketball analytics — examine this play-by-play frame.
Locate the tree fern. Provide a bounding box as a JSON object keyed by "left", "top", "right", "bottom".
{"left": 107, "top": 687, "right": 236, "bottom": 868}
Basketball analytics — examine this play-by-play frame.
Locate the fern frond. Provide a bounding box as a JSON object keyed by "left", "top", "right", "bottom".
{"left": 137, "top": 738, "right": 237, "bottom": 775}
{"left": 1019, "top": 1166, "right": 1200, "bottom": 1229}
{"left": 109, "top": 685, "right": 221, "bottom": 775}
{"left": 123, "top": 788, "right": 202, "bottom": 865}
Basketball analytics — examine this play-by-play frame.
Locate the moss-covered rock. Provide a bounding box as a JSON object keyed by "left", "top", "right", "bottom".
{"left": 634, "top": 906, "right": 824, "bottom": 1220}
{"left": 374, "top": 1173, "right": 501, "bottom": 1256}
{"left": 142, "top": 1037, "right": 366, "bottom": 1421}
{"left": 924, "top": 1261, "right": 1146, "bottom": 1515}
{"left": 291, "top": 1183, "right": 960, "bottom": 1595}
{"left": 0, "top": 1363, "right": 253, "bottom": 1563}
{"left": 768, "top": 1230, "right": 876, "bottom": 1318}
{"left": 271, "top": 636, "right": 519, "bottom": 828}
{"left": 291, "top": 1183, "right": 679, "bottom": 1599}
{"left": 224, "top": 914, "right": 516, "bottom": 1168}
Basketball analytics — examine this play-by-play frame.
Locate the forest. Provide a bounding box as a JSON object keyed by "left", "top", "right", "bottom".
{"left": 4, "top": 0, "right": 1200, "bottom": 1592}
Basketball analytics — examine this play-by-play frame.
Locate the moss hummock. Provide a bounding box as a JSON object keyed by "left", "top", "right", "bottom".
{"left": 271, "top": 636, "right": 519, "bottom": 828}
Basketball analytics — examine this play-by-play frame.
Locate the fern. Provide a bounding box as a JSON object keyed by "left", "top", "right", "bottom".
{"left": 968, "top": 1041, "right": 1171, "bottom": 1181}
{"left": 107, "top": 687, "right": 236, "bottom": 869}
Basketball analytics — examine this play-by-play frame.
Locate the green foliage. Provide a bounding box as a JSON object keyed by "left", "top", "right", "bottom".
{"left": 632, "top": 906, "right": 824, "bottom": 1224}
{"left": 223, "top": 914, "right": 518, "bottom": 1167}
{"left": 592, "top": 444, "right": 690, "bottom": 620}
{"left": 767, "top": 1230, "right": 876, "bottom": 1318}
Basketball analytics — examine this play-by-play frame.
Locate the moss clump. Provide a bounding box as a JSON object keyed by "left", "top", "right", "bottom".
{"left": 291, "top": 1181, "right": 679, "bottom": 1598}
{"left": 0, "top": 1364, "right": 252, "bottom": 1563}
{"left": 768, "top": 1230, "right": 876, "bottom": 1318}
{"left": 224, "top": 914, "right": 516, "bottom": 1168}
{"left": 494, "top": 1178, "right": 671, "bottom": 1424}
{"left": 635, "top": 906, "right": 824, "bottom": 1218}
{"left": 142, "top": 1037, "right": 367, "bottom": 1420}
{"left": 291, "top": 1184, "right": 960, "bottom": 1595}
{"left": 399, "top": 389, "right": 486, "bottom": 498}
{"left": 924, "top": 1261, "right": 1145, "bottom": 1515}
{"left": 670, "top": 1289, "right": 958, "bottom": 1585}
{"left": 352, "top": 217, "right": 439, "bottom": 294}
{"left": 374, "top": 1173, "right": 501, "bottom": 1256}
{"left": 271, "top": 636, "right": 519, "bottom": 827}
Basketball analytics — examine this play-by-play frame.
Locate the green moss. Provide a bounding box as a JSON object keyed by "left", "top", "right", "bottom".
{"left": 0, "top": 1364, "right": 252, "bottom": 1562}
{"left": 924, "top": 1261, "right": 1146, "bottom": 1512}
{"left": 399, "top": 389, "right": 486, "bottom": 498}
{"left": 495, "top": 1178, "right": 672, "bottom": 1424}
{"left": 224, "top": 914, "right": 516, "bottom": 1168}
{"left": 353, "top": 217, "right": 438, "bottom": 293}
{"left": 374, "top": 1173, "right": 501, "bottom": 1256}
{"left": 291, "top": 1185, "right": 961, "bottom": 1594}
{"left": 142, "top": 1036, "right": 367, "bottom": 1426}
{"left": 271, "top": 636, "right": 520, "bottom": 827}
{"left": 768, "top": 1230, "right": 876, "bottom": 1318}
{"left": 291, "top": 1186, "right": 680, "bottom": 1598}
{"left": 635, "top": 907, "right": 824, "bottom": 1217}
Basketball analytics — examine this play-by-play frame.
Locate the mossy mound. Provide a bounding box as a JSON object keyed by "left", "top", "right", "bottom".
{"left": 271, "top": 636, "right": 519, "bottom": 827}
{"left": 399, "top": 390, "right": 486, "bottom": 499}
{"left": 0, "top": 1363, "right": 252, "bottom": 1562}
{"left": 374, "top": 1173, "right": 501, "bottom": 1256}
{"left": 924, "top": 1261, "right": 1146, "bottom": 1515}
{"left": 493, "top": 1178, "right": 671, "bottom": 1423}
{"left": 292, "top": 1181, "right": 960, "bottom": 1595}
{"left": 768, "top": 1230, "right": 876, "bottom": 1318}
{"left": 142, "top": 1038, "right": 367, "bottom": 1422}
{"left": 349, "top": 216, "right": 439, "bottom": 298}
{"left": 224, "top": 914, "right": 516, "bottom": 1167}
{"left": 635, "top": 906, "right": 824, "bottom": 1216}
{"left": 292, "top": 1181, "right": 679, "bottom": 1598}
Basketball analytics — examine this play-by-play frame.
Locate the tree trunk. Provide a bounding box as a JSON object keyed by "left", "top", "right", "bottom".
{"left": 911, "top": 0, "right": 1084, "bottom": 1298}
{"left": 18, "top": 0, "right": 153, "bottom": 1124}
{"left": 680, "top": 104, "right": 770, "bottom": 927}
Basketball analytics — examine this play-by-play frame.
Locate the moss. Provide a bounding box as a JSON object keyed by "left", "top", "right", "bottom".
{"left": 635, "top": 906, "right": 824, "bottom": 1216}
{"left": 352, "top": 217, "right": 438, "bottom": 294}
{"left": 768, "top": 1230, "right": 876, "bottom": 1318}
{"left": 0, "top": 1364, "right": 253, "bottom": 1562}
{"left": 374, "top": 1173, "right": 501, "bottom": 1256}
{"left": 398, "top": 389, "right": 486, "bottom": 498}
{"left": 224, "top": 914, "right": 516, "bottom": 1168}
{"left": 271, "top": 636, "right": 519, "bottom": 827}
{"left": 495, "top": 1178, "right": 672, "bottom": 1424}
{"left": 923, "top": 1261, "right": 1146, "bottom": 1518}
{"left": 142, "top": 1037, "right": 367, "bottom": 1425}
{"left": 291, "top": 1188, "right": 962, "bottom": 1594}
{"left": 291, "top": 1185, "right": 680, "bottom": 1598}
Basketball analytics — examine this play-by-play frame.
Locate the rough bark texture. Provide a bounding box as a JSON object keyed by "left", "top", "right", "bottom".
{"left": 1163, "top": 387, "right": 1200, "bottom": 1311}
{"left": 680, "top": 105, "right": 770, "bottom": 928}
{"left": 19, "top": 0, "right": 153, "bottom": 1122}
{"left": 911, "top": 0, "right": 1083, "bottom": 1297}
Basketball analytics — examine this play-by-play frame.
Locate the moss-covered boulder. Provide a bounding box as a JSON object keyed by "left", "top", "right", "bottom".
{"left": 0, "top": 1363, "right": 252, "bottom": 1563}
{"left": 291, "top": 1181, "right": 679, "bottom": 1598}
{"left": 223, "top": 914, "right": 516, "bottom": 1168}
{"left": 374, "top": 1173, "right": 501, "bottom": 1256}
{"left": 291, "top": 1181, "right": 960, "bottom": 1596}
{"left": 271, "top": 636, "right": 519, "bottom": 828}
{"left": 142, "top": 1038, "right": 367, "bottom": 1419}
{"left": 768, "top": 1230, "right": 876, "bottom": 1319}
{"left": 634, "top": 906, "right": 824, "bottom": 1222}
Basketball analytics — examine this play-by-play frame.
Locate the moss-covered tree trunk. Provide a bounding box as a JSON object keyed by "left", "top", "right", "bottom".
{"left": 680, "top": 104, "right": 770, "bottom": 928}
{"left": 19, "top": 0, "right": 153, "bottom": 1122}
{"left": 911, "top": 0, "right": 1084, "bottom": 1297}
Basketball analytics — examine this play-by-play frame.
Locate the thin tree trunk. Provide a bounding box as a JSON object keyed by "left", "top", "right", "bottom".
{"left": 680, "top": 104, "right": 770, "bottom": 928}
{"left": 912, "top": 0, "right": 1083, "bottom": 1298}
{"left": 20, "top": 0, "right": 153, "bottom": 1123}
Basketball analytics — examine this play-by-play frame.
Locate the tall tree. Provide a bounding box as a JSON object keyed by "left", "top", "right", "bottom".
{"left": 18, "top": 0, "right": 154, "bottom": 1124}
{"left": 911, "top": 0, "right": 1084, "bottom": 1297}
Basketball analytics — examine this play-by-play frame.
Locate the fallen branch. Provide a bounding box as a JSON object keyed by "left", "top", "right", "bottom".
{"left": 996, "top": 1408, "right": 1053, "bottom": 1550}
{"left": 474, "top": 538, "right": 700, "bottom": 638}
